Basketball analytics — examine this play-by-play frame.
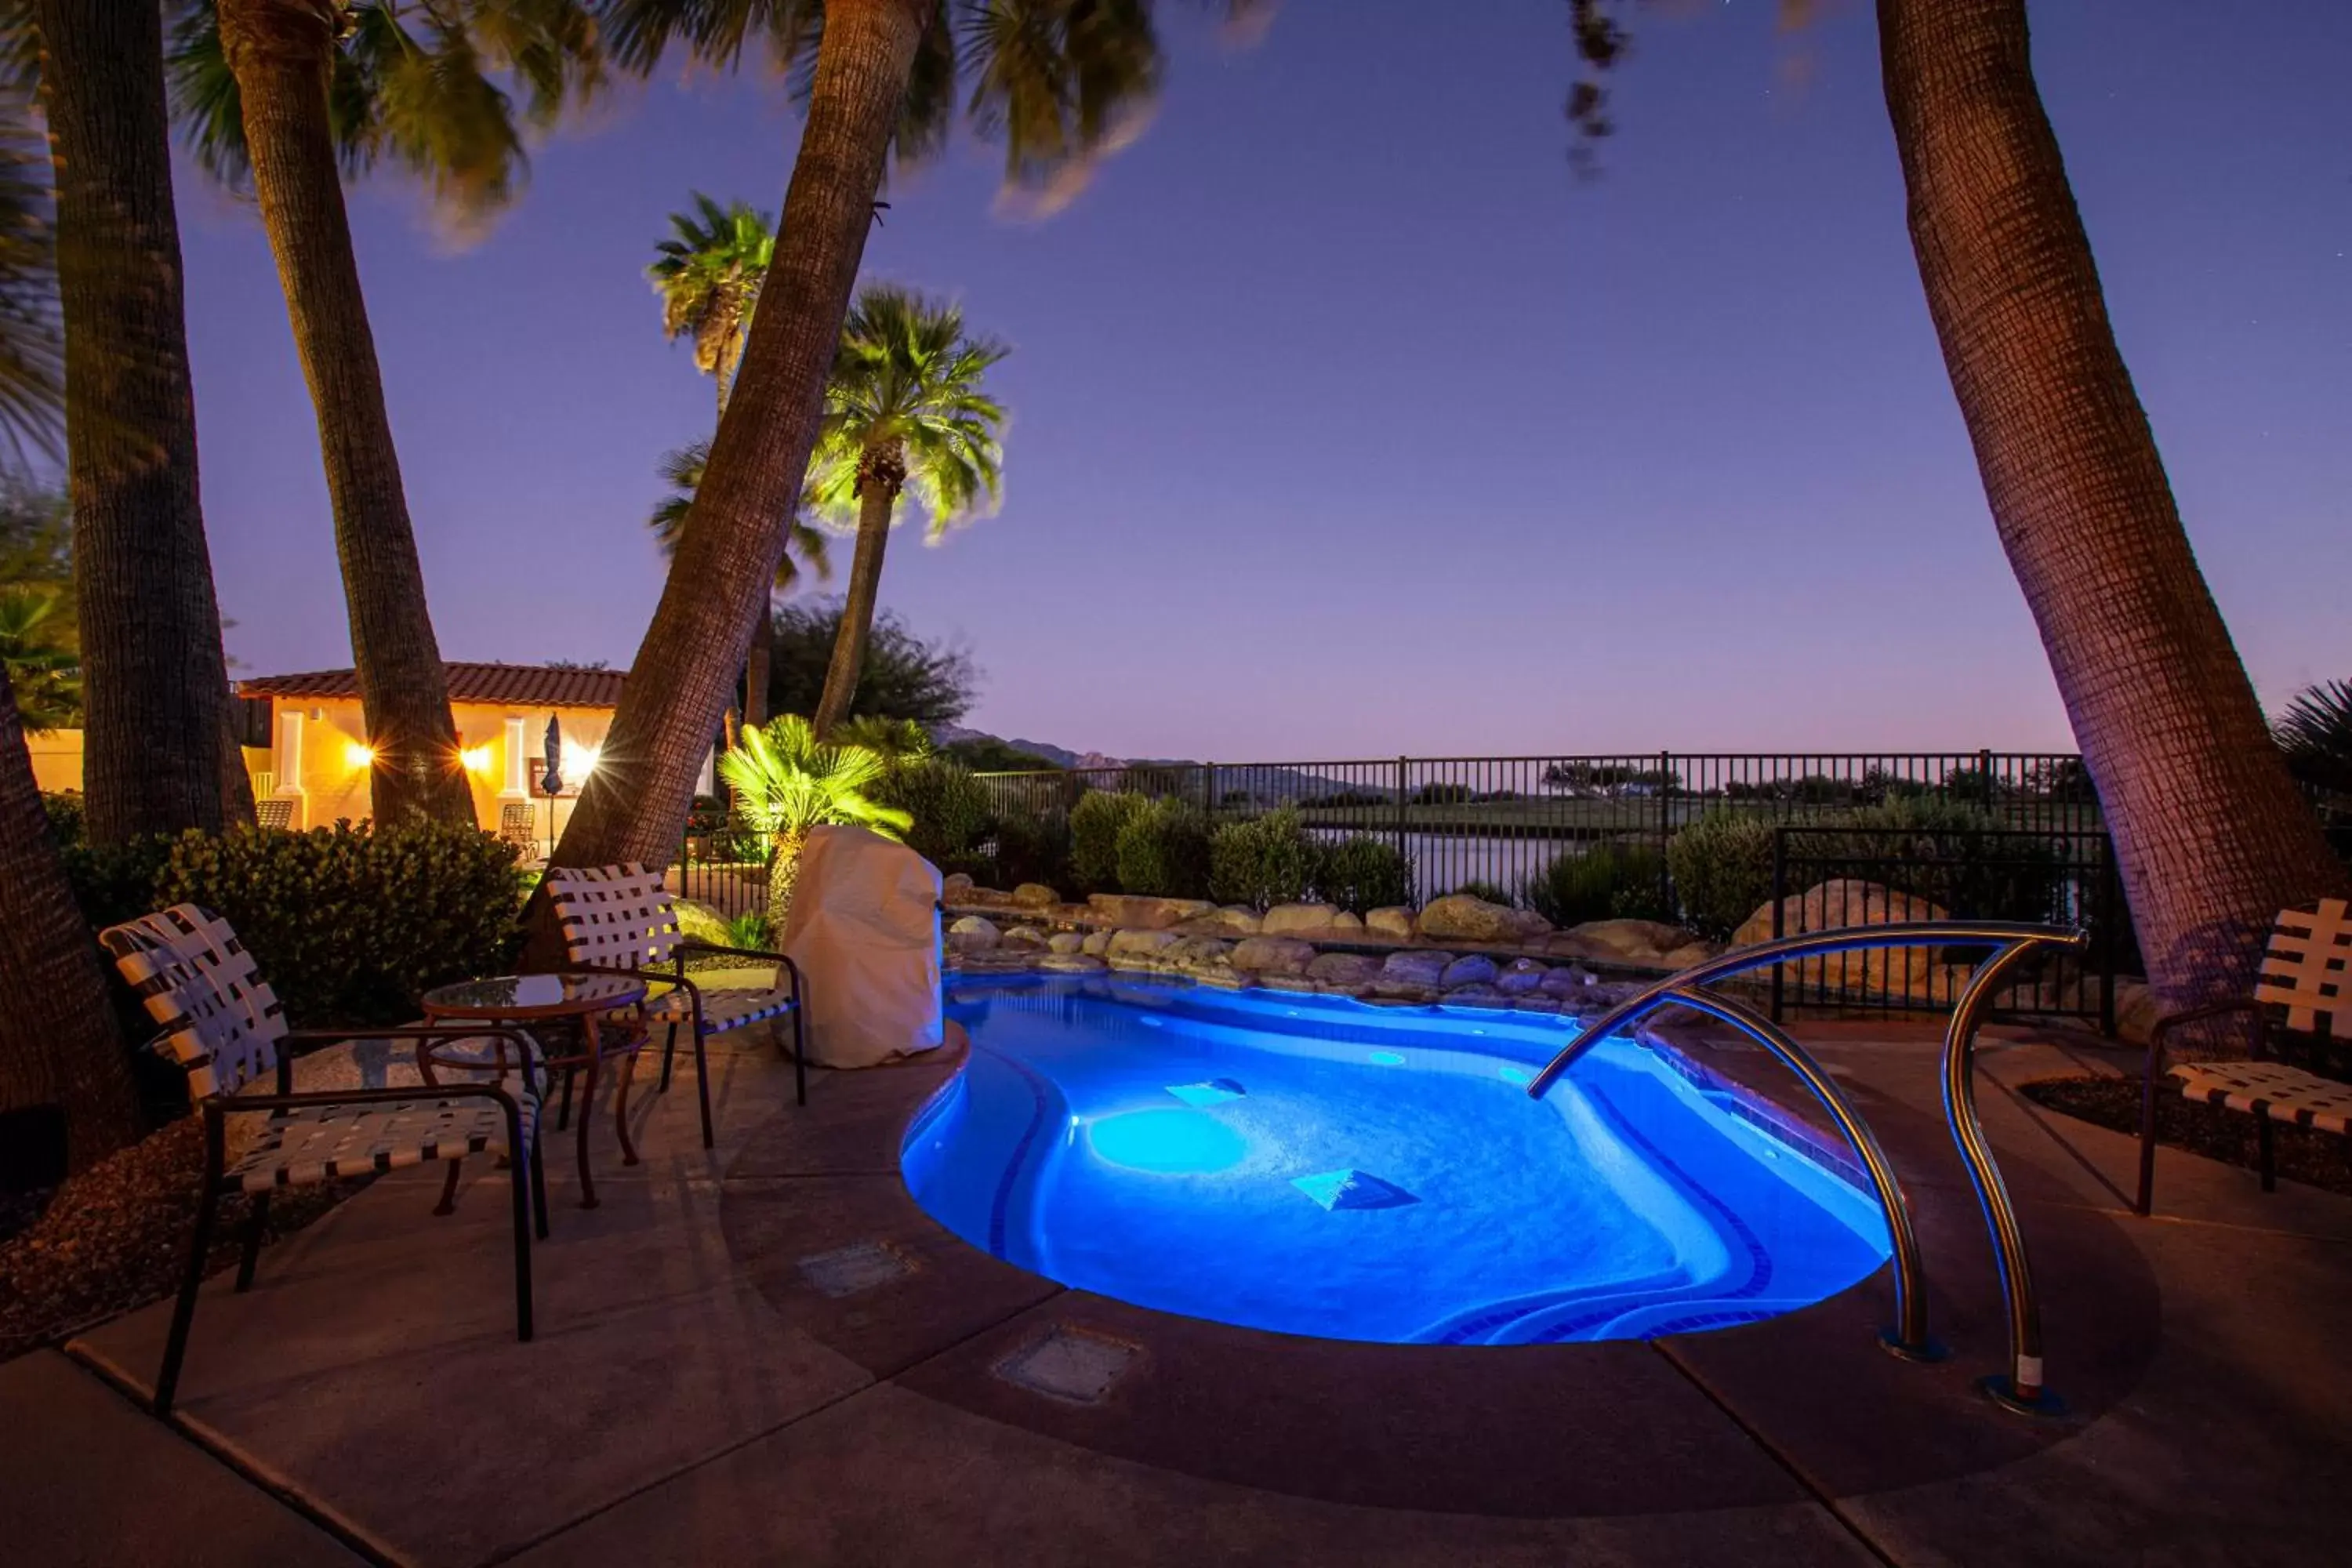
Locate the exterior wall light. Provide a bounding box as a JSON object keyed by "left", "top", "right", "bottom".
{"left": 343, "top": 741, "right": 376, "bottom": 770}
{"left": 460, "top": 746, "right": 492, "bottom": 774}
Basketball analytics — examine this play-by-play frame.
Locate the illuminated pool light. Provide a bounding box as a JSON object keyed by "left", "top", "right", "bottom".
{"left": 1086, "top": 1110, "right": 1247, "bottom": 1174}
{"left": 1367, "top": 1050, "right": 1406, "bottom": 1066}
{"left": 1497, "top": 1065, "right": 1533, "bottom": 1086}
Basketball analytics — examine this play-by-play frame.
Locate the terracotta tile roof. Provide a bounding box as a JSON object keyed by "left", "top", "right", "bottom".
{"left": 238, "top": 662, "right": 625, "bottom": 710}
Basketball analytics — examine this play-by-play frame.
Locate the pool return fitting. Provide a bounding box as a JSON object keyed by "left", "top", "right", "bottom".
{"left": 1524, "top": 921, "right": 2087, "bottom": 1416}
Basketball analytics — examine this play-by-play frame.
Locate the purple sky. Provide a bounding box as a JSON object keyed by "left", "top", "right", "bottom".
{"left": 179, "top": 0, "right": 2350, "bottom": 762}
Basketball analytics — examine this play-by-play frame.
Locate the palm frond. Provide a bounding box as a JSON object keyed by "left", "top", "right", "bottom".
{"left": 0, "top": 96, "right": 57, "bottom": 472}
{"left": 2275, "top": 680, "right": 2352, "bottom": 799}
{"left": 718, "top": 713, "right": 912, "bottom": 840}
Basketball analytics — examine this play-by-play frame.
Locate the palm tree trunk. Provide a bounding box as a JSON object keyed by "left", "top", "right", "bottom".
{"left": 767, "top": 826, "right": 807, "bottom": 925}
{"left": 745, "top": 596, "right": 774, "bottom": 730}
{"left": 220, "top": 695, "right": 257, "bottom": 826}
{"left": 0, "top": 674, "right": 137, "bottom": 1173}
{"left": 811, "top": 485, "right": 894, "bottom": 735}
{"left": 1878, "top": 0, "right": 2347, "bottom": 1010}
{"left": 216, "top": 0, "right": 474, "bottom": 829}
{"left": 32, "top": 0, "right": 233, "bottom": 844}
{"left": 553, "top": 0, "right": 930, "bottom": 870}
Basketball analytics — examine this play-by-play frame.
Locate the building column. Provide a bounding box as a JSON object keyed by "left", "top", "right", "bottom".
{"left": 274, "top": 707, "right": 306, "bottom": 827}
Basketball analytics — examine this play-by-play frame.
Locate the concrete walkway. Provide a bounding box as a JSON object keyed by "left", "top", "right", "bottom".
{"left": 6, "top": 1004, "right": 2347, "bottom": 1567}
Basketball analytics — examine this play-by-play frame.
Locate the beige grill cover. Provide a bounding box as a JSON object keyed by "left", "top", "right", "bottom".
{"left": 778, "top": 825, "right": 943, "bottom": 1068}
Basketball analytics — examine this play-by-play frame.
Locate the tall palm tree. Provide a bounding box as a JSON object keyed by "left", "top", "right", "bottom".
{"left": 646, "top": 435, "right": 830, "bottom": 731}
{"left": 650, "top": 192, "right": 775, "bottom": 421}
{"left": 649, "top": 193, "right": 787, "bottom": 723}
{"left": 717, "top": 713, "right": 910, "bottom": 920}
{"left": 554, "top": 0, "right": 1221, "bottom": 872}
{"left": 1569, "top": 0, "right": 2348, "bottom": 1009}
{"left": 807, "top": 283, "right": 1004, "bottom": 735}
{"left": 169, "top": 1, "right": 601, "bottom": 826}
{"left": 26, "top": 0, "right": 238, "bottom": 842}
{"left": 1875, "top": 0, "right": 2345, "bottom": 1007}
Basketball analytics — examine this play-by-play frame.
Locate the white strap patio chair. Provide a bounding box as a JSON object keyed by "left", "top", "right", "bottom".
{"left": 100, "top": 905, "right": 548, "bottom": 1417}
{"left": 2137, "top": 898, "right": 2352, "bottom": 1213}
{"left": 543, "top": 864, "right": 809, "bottom": 1144}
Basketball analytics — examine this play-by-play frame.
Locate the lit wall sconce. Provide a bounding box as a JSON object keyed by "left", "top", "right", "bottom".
{"left": 460, "top": 746, "right": 492, "bottom": 774}
{"left": 343, "top": 741, "right": 376, "bottom": 770}
{"left": 564, "top": 744, "right": 602, "bottom": 787}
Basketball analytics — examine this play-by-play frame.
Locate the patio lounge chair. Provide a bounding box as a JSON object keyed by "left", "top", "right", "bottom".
{"left": 543, "top": 864, "right": 809, "bottom": 1144}
{"left": 2137, "top": 898, "right": 2352, "bottom": 1214}
{"left": 100, "top": 906, "right": 548, "bottom": 1417}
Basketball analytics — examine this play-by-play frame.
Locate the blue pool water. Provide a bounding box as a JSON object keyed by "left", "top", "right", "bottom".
{"left": 902, "top": 976, "right": 1891, "bottom": 1345}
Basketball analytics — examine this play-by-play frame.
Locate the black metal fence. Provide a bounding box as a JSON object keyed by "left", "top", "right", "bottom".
{"left": 1763, "top": 826, "right": 2120, "bottom": 1029}
{"left": 973, "top": 750, "right": 2097, "bottom": 907}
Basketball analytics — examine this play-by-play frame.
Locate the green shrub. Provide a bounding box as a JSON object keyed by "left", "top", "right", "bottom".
{"left": 1450, "top": 879, "right": 1515, "bottom": 907}
{"left": 1411, "top": 782, "right": 1474, "bottom": 806}
{"left": 1114, "top": 797, "right": 1214, "bottom": 898}
{"left": 61, "top": 833, "right": 178, "bottom": 932}
{"left": 1523, "top": 841, "right": 1671, "bottom": 927}
{"left": 1209, "top": 807, "right": 1318, "bottom": 909}
{"left": 1070, "top": 790, "right": 1149, "bottom": 893}
{"left": 1316, "top": 835, "right": 1411, "bottom": 913}
{"left": 146, "top": 822, "right": 527, "bottom": 1028}
{"left": 871, "top": 757, "right": 993, "bottom": 869}
{"left": 984, "top": 795, "right": 1073, "bottom": 891}
{"left": 1816, "top": 797, "right": 2064, "bottom": 923}
{"left": 1668, "top": 811, "right": 1777, "bottom": 939}
{"left": 42, "top": 789, "right": 84, "bottom": 848}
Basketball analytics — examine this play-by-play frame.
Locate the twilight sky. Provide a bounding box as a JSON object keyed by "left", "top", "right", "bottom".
{"left": 179, "top": 0, "right": 2350, "bottom": 762}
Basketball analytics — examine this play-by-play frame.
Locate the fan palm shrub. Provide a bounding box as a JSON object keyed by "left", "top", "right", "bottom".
{"left": 717, "top": 714, "right": 911, "bottom": 920}
{"left": 2274, "top": 681, "right": 2352, "bottom": 800}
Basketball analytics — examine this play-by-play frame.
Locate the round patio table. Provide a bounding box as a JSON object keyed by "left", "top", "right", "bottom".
{"left": 421, "top": 971, "right": 648, "bottom": 1210}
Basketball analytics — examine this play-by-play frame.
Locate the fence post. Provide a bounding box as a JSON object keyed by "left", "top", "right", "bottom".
{"left": 1658, "top": 749, "right": 1675, "bottom": 912}
{"left": 1395, "top": 756, "right": 1410, "bottom": 898}
{"left": 1770, "top": 827, "right": 1788, "bottom": 1025}
{"left": 1203, "top": 761, "right": 1217, "bottom": 822}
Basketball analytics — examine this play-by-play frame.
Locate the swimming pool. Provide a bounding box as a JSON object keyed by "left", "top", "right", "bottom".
{"left": 902, "top": 975, "right": 1891, "bottom": 1345}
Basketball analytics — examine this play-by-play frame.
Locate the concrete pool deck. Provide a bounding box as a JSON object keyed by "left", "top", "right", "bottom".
{"left": 6, "top": 1002, "right": 2347, "bottom": 1566}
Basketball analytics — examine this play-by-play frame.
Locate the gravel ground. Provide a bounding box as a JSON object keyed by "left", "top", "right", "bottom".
{"left": 0, "top": 1119, "right": 353, "bottom": 1364}
{"left": 2022, "top": 1074, "right": 2352, "bottom": 1198}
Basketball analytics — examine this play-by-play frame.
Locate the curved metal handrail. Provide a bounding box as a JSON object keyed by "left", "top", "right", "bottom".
{"left": 1524, "top": 920, "right": 2086, "bottom": 1410}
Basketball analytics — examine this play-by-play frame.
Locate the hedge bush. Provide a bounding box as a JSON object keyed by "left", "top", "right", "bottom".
{"left": 1522, "top": 841, "right": 1671, "bottom": 927}
{"left": 66, "top": 822, "right": 529, "bottom": 1029}
{"left": 1316, "top": 835, "right": 1411, "bottom": 913}
{"left": 1667, "top": 811, "right": 1777, "bottom": 939}
{"left": 984, "top": 795, "right": 1074, "bottom": 891}
{"left": 871, "top": 757, "right": 993, "bottom": 869}
{"left": 1070, "top": 790, "right": 1149, "bottom": 893}
{"left": 1209, "top": 807, "right": 1318, "bottom": 909}
{"left": 1115, "top": 797, "right": 1213, "bottom": 899}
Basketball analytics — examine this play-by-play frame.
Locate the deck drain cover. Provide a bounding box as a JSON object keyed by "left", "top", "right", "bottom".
{"left": 993, "top": 1327, "right": 1137, "bottom": 1404}
{"left": 797, "top": 1241, "right": 913, "bottom": 1298}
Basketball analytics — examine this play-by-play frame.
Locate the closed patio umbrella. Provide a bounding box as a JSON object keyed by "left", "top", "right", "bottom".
{"left": 541, "top": 717, "right": 564, "bottom": 796}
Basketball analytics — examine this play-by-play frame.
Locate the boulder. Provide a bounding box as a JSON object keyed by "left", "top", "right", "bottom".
{"left": 1000, "top": 925, "right": 1050, "bottom": 951}
{"left": 1047, "top": 931, "right": 1085, "bottom": 955}
{"left": 1305, "top": 952, "right": 1381, "bottom": 992}
{"left": 1040, "top": 953, "right": 1107, "bottom": 974}
{"left": 1731, "top": 880, "right": 1959, "bottom": 1002}
{"left": 1174, "top": 906, "right": 1265, "bottom": 938}
{"left": 1087, "top": 894, "right": 1217, "bottom": 930}
{"left": 1365, "top": 906, "right": 1416, "bottom": 942}
{"left": 1327, "top": 910, "right": 1365, "bottom": 935}
{"left": 1262, "top": 902, "right": 1345, "bottom": 936}
{"left": 946, "top": 916, "right": 1000, "bottom": 954}
{"left": 1376, "top": 949, "right": 1454, "bottom": 994}
{"left": 1566, "top": 919, "right": 1700, "bottom": 967}
{"left": 1232, "top": 936, "right": 1318, "bottom": 977}
{"left": 1512, "top": 994, "right": 1566, "bottom": 1014}
{"left": 1537, "top": 966, "right": 1596, "bottom": 999}
{"left": 1440, "top": 954, "right": 1500, "bottom": 989}
{"left": 1106, "top": 928, "right": 1185, "bottom": 969}
{"left": 1417, "top": 894, "right": 1551, "bottom": 945}
{"left": 1441, "top": 982, "right": 1510, "bottom": 1008}
{"left": 1080, "top": 929, "right": 1113, "bottom": 956}
{"left": 941, "top": 872, "right": 975, "bottom": 902}
{"left": 1662, "top": 942, "right": 1719, "bottom": 971}
{"left": 1494, "top": 957, "right": 1550, "bottom": 996}
{"left": 1171, "top": 936, "right": 1233, "bottom": 970}
{"left": 1011, "top": 883, "right": 1060, "bottom": 909}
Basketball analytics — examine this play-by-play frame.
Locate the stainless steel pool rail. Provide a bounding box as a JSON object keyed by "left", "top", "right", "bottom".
{"left": 1523, "top": 920, "right": 2087, "bottom": 1414}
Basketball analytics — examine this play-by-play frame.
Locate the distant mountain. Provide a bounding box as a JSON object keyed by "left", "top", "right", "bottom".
{"left": 930, "top": 724, "right": 1094, "bottom": 770}
{"left": 926, "top": 726, "right": 1389, "bottom": 801}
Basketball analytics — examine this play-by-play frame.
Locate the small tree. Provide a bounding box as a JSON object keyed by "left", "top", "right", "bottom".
{"left": 717, "top": 715, "right": 909, "bottom": 923}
